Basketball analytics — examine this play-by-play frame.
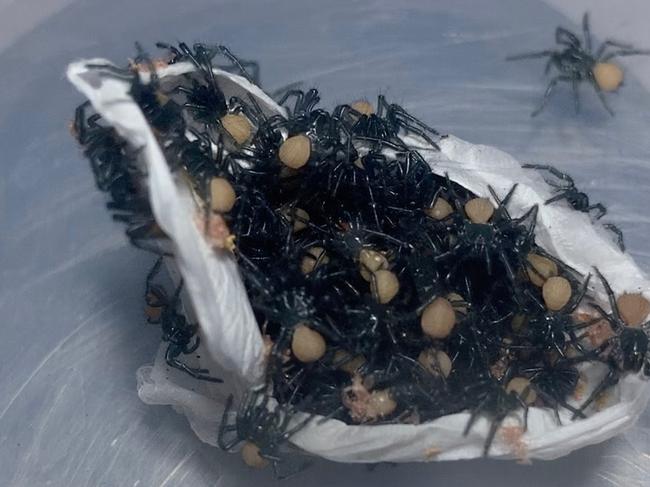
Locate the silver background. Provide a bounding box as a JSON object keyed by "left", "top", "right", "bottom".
{"left": 1, "top": 0, "right": 650, "bottom": 485}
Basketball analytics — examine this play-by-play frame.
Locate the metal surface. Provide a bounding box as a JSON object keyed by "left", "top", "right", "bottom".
{"left": 1, "top": 0, "right": 650, "bottom": 485}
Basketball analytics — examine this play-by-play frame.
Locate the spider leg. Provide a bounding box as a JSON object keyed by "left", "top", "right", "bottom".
{"left": 572, "top": 78, "right": 581, "bottom": 114}
{"left": 545, "top": 191, "right": 570, "bottom": 205}
{"left": 183, "top": 334, "right": 201, "bottom": 354}
{"left": 521, "top": 163, "right": 575, "bottom": 187}
{"left": 217, "top": 395, "right": 241, "bottom": 451}
{"left": 270, "top": 81, "right": 304, "bottom": 102}
{"left": 394, "top": 122, "right": 441, "bottom": 150}
{"left": 483, "top": 415, "right": 506, "bottom": 457}
{"left": 129, "top": 236, "right": 172, "bottom": 256}
{"left": 499, "top": 250, "right": 517, "bottom": 285}
{"left": 463, "top": 397, "right": 488, "bottom": 436}
{"left": 544, "top": 57, "right": 554, "bottom": 75}
{"left": 587, "top": 203, "right": 607, "bottom": 220}
{"left": 556, "top": 27, "right": 581, "bottom": 48}
{"left": 583, "top": 12, "right": 592, "bottom": 53}
{"left": 564, "top": 273, "right": 591, "bottom": 313}
{"left": 165, "top": 345, "right": 223, "bottom": 382}
{"left": 589, "top": 79, "right": 614, "bottom": 116}
{"left": 500, "top": 184, "right": 518, "bottom": 207}
{"left": 603, "top": 223, "right": 625, "bottom": 251}
{"left": 572, "top": 366, "right": 619, "bottom": 419}
{"left": 514, "top": 205, "right": 539, "bottom": 237}
{"left": 531, "top": 75, "right": 573, "bottom": 117}
{"left": 302, "top": 89, "right": 321, "bottom": 113}
{"left": 482, "top": 237, "right": 493, "bottom": 275}
{"left": 593, "top": 267, "right": 623, "bottom": 324}
{"left": 535, "top": 388, "right": 585, "bottom": 420}
{"left": 596, "top": 40, "right": 636, "bottom": 59}
{"left": 389, "top": 104, "right": 440, "bottom": 136}
{"left": 73, "top": 101, "right": 91, "bottom": 143}
{"left": 488, "top": 184, "right": 517, "bottom": 220}
{"left": 602, "top": 48, "right": 650, "bottom": 62}
{"left": 505, "top": 50, "right": 555, "bottom": 61}
{"left": 275, "top": 90, "right": 304, "bottom": 116}
{"left": 216, "top": 46, "right": 259, "bottom": 84}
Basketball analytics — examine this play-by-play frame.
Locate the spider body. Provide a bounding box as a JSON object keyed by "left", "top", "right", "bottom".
{"left": 73, "top": 102, "right": 134, "bottom": 195}
{"left": 74, "top": 100, "right": 169, "bottom": 254}
{"left": 335, "top": 95, "right": 442, "bottom": 151}
{"left": 523, "top": 163, "right": 625, "bottom": 251}
{"left": 462, "top": 375, "right": 528, "bottom": 456}
{"left": 164, "top": 43, "right": 265, "bottom": 146}
{"left": 507, "top": 13, "right": 650, "bottom": 116}
{"left": 526, "top": 360, "right": 581, "bottom": 414}
{"left": 436, "top": 184, "right": 539, "bottom": 285}
{"left": 217, "top": 386, "right": 313, "bottom": 475}
{"left": 572, "top": 269, "right": 650, "bottom": 417}
{"left": 515, "top": 271, "right": 592, "bottom": 359}
{"left": 145, "top": 258, "right": 222, "bottom": 382}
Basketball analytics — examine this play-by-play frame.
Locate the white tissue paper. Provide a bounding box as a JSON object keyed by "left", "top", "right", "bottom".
{"left": 68, "top": 59, "right": 650, "bottom": 464}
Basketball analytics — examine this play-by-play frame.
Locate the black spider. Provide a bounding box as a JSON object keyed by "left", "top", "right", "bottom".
{"left": 73, "top": 101, "right": 135, "bottom": 196}
{"left": 236, "top": 253, "right": 341, "bottom": 365}
{"left": 276, "top": 88, "right": 321, "bottom": 118}
{"left": 523, "top": 163, "right": 625, "bottom": 251}
{"left": 435, "top": 183, "right": 539, "bottom": 285}
{"left": 217, "top": 385, "right": 313, "bottom": 476}
{"left": 517, "top": 272, "right": 593, "bottom": 357}
{"left": 573, "top": 268, "right": 649, "bottom": 416}
{"left": 74, "top": 101, "right": 168, "bottom": 255}
{"left": 462, "top": 374, "right": 529, "bottom": 457}
{"left": 334, "top": 95, "right": 442, "bottom": 151}
{"left": 144, "top": 258, "right": 222, "bottom": 382}
{"left": 87, "top": 45, "right": 186, "bottom": 138}
{"left": 523, "top": 360, "right": 585, "bottom": 421}
{"left": 507, "top": 12, "right": 650, "bottom": 116}
{"left": 156, "top": 42, "right": 261, "bottom": 85}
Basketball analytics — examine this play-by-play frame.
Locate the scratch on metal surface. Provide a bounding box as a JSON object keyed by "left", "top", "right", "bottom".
{"left": 597, "top": 473, "right": 627, "bottom": 487}
{"left": 159, "top": 451, "right": 195, "bottom": 487}
{"left": 602, "top": 455, "right": 650, "bottom": 475}
{"left": 0, "top": 299, "right": 120, "bottom": 420}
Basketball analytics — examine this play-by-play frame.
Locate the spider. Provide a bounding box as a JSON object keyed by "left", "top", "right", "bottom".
{"left": 273, "top": 92, "right": 353, "bottom": 172}
{"left": 334, "top": 95, "right": 442, "bottom": 151}
{"left": 516, "top": 272, "right": 594, "bottom": 358}
{"left": 435, "top": 183, "right": 539, "bottom": 284}
{"left": 87, "top": 45, "right": 186, "bottom": 139}
{"left": 507, "top": 12, "right": 650, "bottom": 116}
{"left": 112, "top": 204, "right": 170, "bottom": 256}
{"left": 73, "top": 101, "right": 135, "bottom": 195}
{"left": 462, "top": 374, "right": 530, "bottom": 457}
{"left": 523, "top": 163, "right": 625, "bottom": 251}
{"left": 155, "top": 42, "right": 261, "bottom": 85}
{"left": 217, "top": 385, "right": 313, "bottom": 476}
{"left": 144, "top": 257, "right": 222, "bottom": 382}
{"left": 166, "top": 43, "right": 264, "bottom": 146}
{"left": 74, "top": 101, "right": 169, "bottom": 255}
{"left": 276, "top": 88, "right": 321, "bottom": 117}
{"left": 522, "top": 359, "right": 585, "bottom": 421}
{"left": 236, "top": 253, "right": 341, "bottom": 369}
{"left": 572, "top": 268, "right": 649, "bottom": 417}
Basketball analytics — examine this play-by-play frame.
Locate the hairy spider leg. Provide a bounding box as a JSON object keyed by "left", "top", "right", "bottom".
{"left": 532, "top": 75, "right": 574, "bottom": 117}
{"left": 582, "top": 12, "right": 592, "bottom": 53}
{"left": 603, "top": 223, "right": 625, "bottom": 251}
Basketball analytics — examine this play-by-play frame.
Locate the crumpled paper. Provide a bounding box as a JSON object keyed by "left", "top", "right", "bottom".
{"left": 68, "top": 58, "right": 650, "bottom": 463}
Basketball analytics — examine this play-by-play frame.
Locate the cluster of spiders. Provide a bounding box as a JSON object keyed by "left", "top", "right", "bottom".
{"left": 71, "top": 41, "right": 649, "bottom": 472}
